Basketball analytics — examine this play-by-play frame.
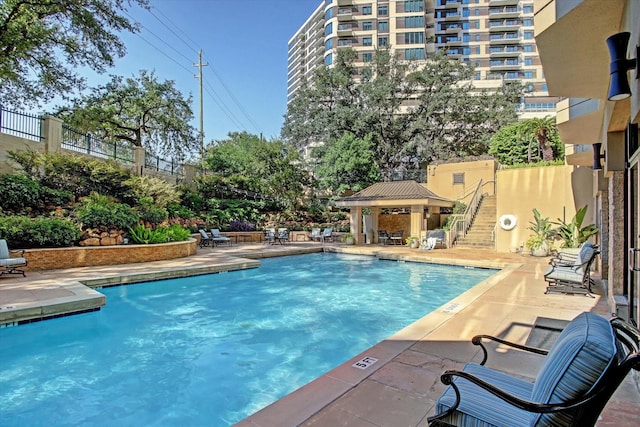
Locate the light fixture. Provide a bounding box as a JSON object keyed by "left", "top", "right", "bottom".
{"left": 606, "top": 32, "right": 639, "bottom": 101}
{"left": 593, "top": 143, "right": 605, "bottom": 170}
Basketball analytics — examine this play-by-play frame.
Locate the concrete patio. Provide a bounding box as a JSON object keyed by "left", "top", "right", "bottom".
{"left": 1, "top": 241, "right": 638, "bottom": 426}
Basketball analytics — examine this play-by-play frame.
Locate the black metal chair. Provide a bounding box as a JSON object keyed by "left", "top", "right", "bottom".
{"left": 428, "top": 313, "right": 640, "bottom": 427}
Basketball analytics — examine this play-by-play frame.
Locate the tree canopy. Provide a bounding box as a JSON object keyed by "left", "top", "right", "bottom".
{"left": 488, "top": 117, "right": 564, "bottom": 165}
{"left": 282, "top": 48, "right": 521, "bottom": 185}
{"left": 0, "top": 0, "right": 148, "bottom": 106}
{"left": 205, "top": 132, "right": 309, "bottom": 209}
{"left": 57, "top": 70, "right": 199, "bottom": 159}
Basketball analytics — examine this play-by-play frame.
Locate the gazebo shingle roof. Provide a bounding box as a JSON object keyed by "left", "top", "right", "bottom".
{"left": 337, "top": 180, "right": 451, "bottom": 203}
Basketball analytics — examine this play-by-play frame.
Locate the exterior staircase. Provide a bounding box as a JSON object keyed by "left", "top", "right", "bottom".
{"left": 454, "top": 195, "right": 497, "bottom": 249}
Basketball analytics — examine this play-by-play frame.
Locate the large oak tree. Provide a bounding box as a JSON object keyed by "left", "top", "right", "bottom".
{"left": 0, "top": 0, "right": 148, "bottom": 106}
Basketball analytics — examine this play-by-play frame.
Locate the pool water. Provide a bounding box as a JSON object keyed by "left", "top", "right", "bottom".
{"left": 0, "top": 253, "right": 496, "bottom": 426}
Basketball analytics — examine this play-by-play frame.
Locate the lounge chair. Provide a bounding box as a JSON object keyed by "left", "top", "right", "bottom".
{"left": 389, "top": 230, "right": 404, "bottom": 245}
{"left": 428, "top": 312, "right": 640, "bottom": 427}
{"left": 0, "top": 239, "right": 27, "bottom": 277}
{"left": 210, "top": 229, "right": 232, "bottom": 246}
{"left": 263, "top": 228, "right": 276, "bottom": 244}
{"left": 544, "top": 242, "right": 598, "bottom": 296}
{"left": 421, "top": 237, "right": 437, "bottom": 250}
{"left": 276, "top": 228, "right": 289, "bottom": 244}
{"left": 425, "top": 229, "right": 446, "bottom": 248}
{"left": 321, "top": 228, "right": 333, "bottom": 242}
{"left": 310, "top": 228, "right": 322, "bottom": 242}
{"left": 198, "top": 229, "right": 214, "bottom": 248}
{"left": 378, "top": 230, "right": 390, "bottom": 245}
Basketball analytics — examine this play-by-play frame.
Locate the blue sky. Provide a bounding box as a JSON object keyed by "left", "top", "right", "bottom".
{"left": 68, "top": 0, "right": 321, "bottom": 143}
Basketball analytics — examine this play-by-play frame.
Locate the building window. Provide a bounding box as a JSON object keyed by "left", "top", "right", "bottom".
{"left": 404, "top": 0, "right": 424, "bottom": 13}
{"left": 378, "top": 5, "right": 388, "bottom": 16}
{"left": 525, "top": 57, "right": 533, "bottom": 66}
{"left": 523, "top": 5, "right": 533, "bottom": 13}
{"left": 524, "top": 71, "right": 535, "bottom": 79}
{"left": 405, "top": 16, "right": 424, "bottom": 28}
{"left": 475, "top": 21, "right": 480, "bottom": 29}
{"left": 523, "top": 18, "right": 533, "bottom": 26}
{"left": 453, "top": 173, "right": 465, "bottom": 185}
{"left": 362, "top": 52, "right": 373, "bottom": 62}
{"left": 325, "top": 9, "right": 333, "bottom": 20}
{"left": 324, "top": 53, "right": 333, "bottom": 66}
{"left": 325, "top": 38, "right": 333, "bottom": 50}
{"left": 363, "top": 36, "right": 373, "bottom": 46}
{"left": 474, "top": 71, "right": 481, "bottom": 80}
{"left": 338, "top": 39, "right": 350, "bottom": 46}
{"left": 524, "top": 44, "right": 534, "bottom": 52}
{"left": 378, "top": 36, "right": 388, "bottom": 47}
{"left": 524, "top": 31, "right": 534, "bottom": 40}
{"left": 404, "top": 31, "right": 424, "bottom": 44}
{"left": 378, "top": 21, "right": 388, "bottom": 31}
{"left": 325, "top": 22, "right": 333, "bottom": 36}
{"left": 362, "top": 5, "right": 372, "bottom": 14}
{"left": 463, "top": 34, "right": 471, "bottom": 42}
{"left": 405, "top": 48, "right": 425, "bottom": 60}
{"left": 362, "top": 21, "right": 373, "bottom": 30}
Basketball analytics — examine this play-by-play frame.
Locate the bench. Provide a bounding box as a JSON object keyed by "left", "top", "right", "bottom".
{"left": 428, "top": 312, "right": 640, "bottom": 426}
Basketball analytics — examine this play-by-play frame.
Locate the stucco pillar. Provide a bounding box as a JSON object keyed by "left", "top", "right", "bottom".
{"left": 607, "top": 171, "right": 625, "bottom": 298}
{"left": 410, "top": 205, "right": 424, "bottom": 239}
{"left": 370, "top": 207, "right": 380, "bottom": 243}
{"left": 133, "top": 146, "right": 145, "bottom": 176}
{"left": 41, "top": 116, "right": 63, "bottom": 154}
{"left": 350, "top": 207, "right": 362, "bottom": 244}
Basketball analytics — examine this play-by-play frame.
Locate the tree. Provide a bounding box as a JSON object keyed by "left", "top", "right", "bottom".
{"left": 489, "top": 118, "right": 564, "bottom": 165}
{"left": 282, "top": 48, "right": 520, "bottom": 186}
{"left": 57, "top": 70, "right": 199, "bottom": 159}
{"left": 0, "top": 0, "right": 148, "bottom": 106}
{"left": 205, "top": 132, "right": 309, "bottom": 209}
{"left": 313, "top": 132, "right": 380, "bottom": 194}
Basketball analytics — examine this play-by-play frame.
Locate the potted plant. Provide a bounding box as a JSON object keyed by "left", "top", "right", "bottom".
{"left": 405, "top": 236, "right": 420, "bottom": 249}
{"left": 526, "top": 208, "right": 554, "bottom": 256}
{"left": 553, "top": 205, "right": 598, "bottom": 249}
{"left": 343, "top": 233, "right": 355, "bottom": 245}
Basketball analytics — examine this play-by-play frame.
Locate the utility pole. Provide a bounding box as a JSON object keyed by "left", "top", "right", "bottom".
{"left": 194, "top": 50, "right": 208, "bottom": 157}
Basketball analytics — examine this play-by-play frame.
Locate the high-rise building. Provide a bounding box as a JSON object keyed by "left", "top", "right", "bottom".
{"left": 287, "top": 0, "right": 559, "bottom": 118}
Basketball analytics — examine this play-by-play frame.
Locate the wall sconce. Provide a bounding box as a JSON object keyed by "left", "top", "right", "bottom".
{"left": 606, "top": 32, "right": 639, "bottom": 101}
{"left": 593, "top": 142, "right": 605, "bottom": 170}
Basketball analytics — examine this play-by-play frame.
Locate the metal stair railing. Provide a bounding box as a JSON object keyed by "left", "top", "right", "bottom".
{"left": 449, "top": 179, "right": 485, "bottom": 247}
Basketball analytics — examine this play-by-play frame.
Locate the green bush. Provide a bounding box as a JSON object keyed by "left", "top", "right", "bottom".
{"left": 165, "top": 224, "right": 191, "bottom": 241}
{"left": 167, "top": 203, "right": 196, "bottom": 219}
{"left": 136, "top": 197, "right": 168, "bottom": 225}
{"left": 40, "top": 187, "right": 74, "bottom": 207}
{"left": 76, "top": 193, "right": 139, "bottom": 230}
{"left": 128, "top": 225, "right": 168, "bottom": 244}
{"left": 123, "top": 175, "right": 181, "bottom": 208}
{"left": 0, "top": 174, "right": 40, "bottom": 212}
{"left": 0, "top": 215, "right": 81, "bottom": 248}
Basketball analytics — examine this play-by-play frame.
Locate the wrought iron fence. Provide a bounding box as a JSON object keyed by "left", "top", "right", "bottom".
{"left": 145, "top": 152, "right": 183, "bottom": 177}
{"left": 61, "top": 125, "right": 134, "bottom": 164}
{"left": 0, "top": 106, "right": 43, "bottom": 141}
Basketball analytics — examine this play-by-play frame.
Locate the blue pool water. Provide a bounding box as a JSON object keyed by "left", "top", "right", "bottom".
{"left": 0, "top": 253, "right": 495, "bottom": 426}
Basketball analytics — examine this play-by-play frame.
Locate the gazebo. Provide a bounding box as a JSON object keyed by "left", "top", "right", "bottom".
{"left": 335, "top": 180, "right": 454, "bottom": 245}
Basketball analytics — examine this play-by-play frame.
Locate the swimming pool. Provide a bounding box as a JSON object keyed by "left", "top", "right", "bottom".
{"left": 0, "top": 253, "right": 496, "bottom": 426}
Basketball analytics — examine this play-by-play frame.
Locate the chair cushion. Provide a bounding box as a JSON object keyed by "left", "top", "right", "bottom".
{"left": 530, "top": 312, "right": 616, "bottom": 426}
{"left": 574, "top": 243, "right": 595, "bottom": 267}
{"left": 544, "top": 265, "right": 585, "bottom": 283}
{"left": 436, "top": 363, "right": 534, "bottom": 427}
{"left": 0, "top": 239, "right": 9, "bottom": 259}
{"left": 0, "top": 257, "right": 27, "bottom": 267}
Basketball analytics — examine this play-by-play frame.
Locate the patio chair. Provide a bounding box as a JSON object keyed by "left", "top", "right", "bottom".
{"left": 263, "top": 228, "right": 276, "bottom": 244}
{"left": 198, "top": 229, "right": 214, "bottom": 248}
{"left": 210, "top": 229, "right": 232, "bottom": 246}
{"left": 544, "top": 242, "right": 599, "bottom": 296}
{"left": 426, "top": 229, "right": 446, "bottom": 249}
{"left": 378, "top": 230, "right": 390, "bottom": 245}
{"left": 321, "top": 228, "right": 333, "bottom": 242}
{"left": 0, "top": 239, "right": 27, "bottom": 277}
{"left": 276, "top": 228, "right": 289, "bottom": 244}
{"left": 389, "top": 230, "right": 404, "bottom": 245}
{"left": 428, "top": 312, "right": 640, "bottom": 427}
{"left": 310, "top": 228, "right": 322, "bottom": 242}
{"left": 421, "top": 237, "right": 437, "bottom": 250}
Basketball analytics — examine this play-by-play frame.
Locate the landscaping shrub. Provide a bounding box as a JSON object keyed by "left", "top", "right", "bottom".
{"left": 40, "top": 187, "right": 74, "bottom": 207}
{"left": 0, "top": 174, "right": 40, "bottom": 212}
{"left": 229, "top": 220, "right": 255, "bottom": 231}
{"left": 128, "top": 224, "right": 190, "bottom": 244}
{"left": 123, "top": 175, "right": 181, "bottom": 208}
{"left": 76, "top": 193, "right": 139, "bottom": 230}
{"left": 136, "top": 197, "right": 168, "bottom": 226}
{"left": 0, "top": 215, "right": 81, "bottom": 248}
{"left": 167, "top": 203, "right": 196, "bottom": 219}
{"left": 165, "top": 224, "right": 191, "bottom": 241}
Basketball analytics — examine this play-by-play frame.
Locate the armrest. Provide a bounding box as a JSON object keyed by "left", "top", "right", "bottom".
{"left": 472, "top": 334, "right": 548, "bottom": 365}
{"left": 10, "top": 249, "right": 25, "bottom": 257}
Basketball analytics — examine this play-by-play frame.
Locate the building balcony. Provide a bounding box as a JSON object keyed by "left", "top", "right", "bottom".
{"left": 489, "top": 34, "right": 521, "bottom": 44}
{"left": 489, "top": 47, "right": 520, "bottom": 57}
{"left": 337, "top": 11, "right": 354, "bottom": 21}
{"left": 489, "top": 60, "right": 522, "bottom": 70}
{"left": 337, "top": 28, "right": 353, "bottom": 37}
{"left": 439, "top": 0, "right": 461, "bottom": 9}
{"left": 488, "top": 0, "right": 519, "bottom": 6}
{"left": 488, "top": 8, "right": 519, "bottom": 19}
{"left": 488, "top": 21, "right": 521, "bottom": 32}
{"left": 337, "top": 0, "right": 352, "bottom": 6}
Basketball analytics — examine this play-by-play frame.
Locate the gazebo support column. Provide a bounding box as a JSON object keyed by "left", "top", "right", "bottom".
{"left": 370, "top": 207, "right": 380, "bottom": 243}
{"left": 410, "top": 205, "right": 424, "bottom": 240}
{"left": 349, "top": 207, "right": 363, "bottom": 244}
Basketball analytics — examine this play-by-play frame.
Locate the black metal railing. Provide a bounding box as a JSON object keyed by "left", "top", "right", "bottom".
{"left": 61, "top": 125, "right": 134, "bottom": 164}
{"left": 145, "top": 152, "right": 183, "bottom": 177}
{"left": 0, "top": 106, "right": 43, "bottom": 141}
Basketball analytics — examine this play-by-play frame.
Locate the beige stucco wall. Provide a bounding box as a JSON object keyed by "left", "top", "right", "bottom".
{"left": 495, "top": 165, "right": 595, "bottom": 253}
{"left": 0, "top": 133, "right": 45, "bottom": 174}
{"left": 425, "top": 159, "right": 497, "bottom": 203}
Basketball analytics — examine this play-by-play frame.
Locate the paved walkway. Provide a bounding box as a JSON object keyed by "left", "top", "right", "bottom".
{"left": 1, "top": 242, "right": 638, "bottom": 426}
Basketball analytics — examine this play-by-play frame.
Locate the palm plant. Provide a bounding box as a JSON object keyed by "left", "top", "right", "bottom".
{"left": 526, "top": 208, "right": 554, "bottom": 254}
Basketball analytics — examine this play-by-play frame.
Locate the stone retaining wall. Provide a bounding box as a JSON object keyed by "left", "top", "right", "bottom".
{"left": 21, "top": 239, "right": 197, "bottom": 271}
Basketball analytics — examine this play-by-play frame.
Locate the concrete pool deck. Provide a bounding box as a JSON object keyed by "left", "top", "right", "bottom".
{"left": 0, "top": 242, "right": 638, "bottom": 426}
